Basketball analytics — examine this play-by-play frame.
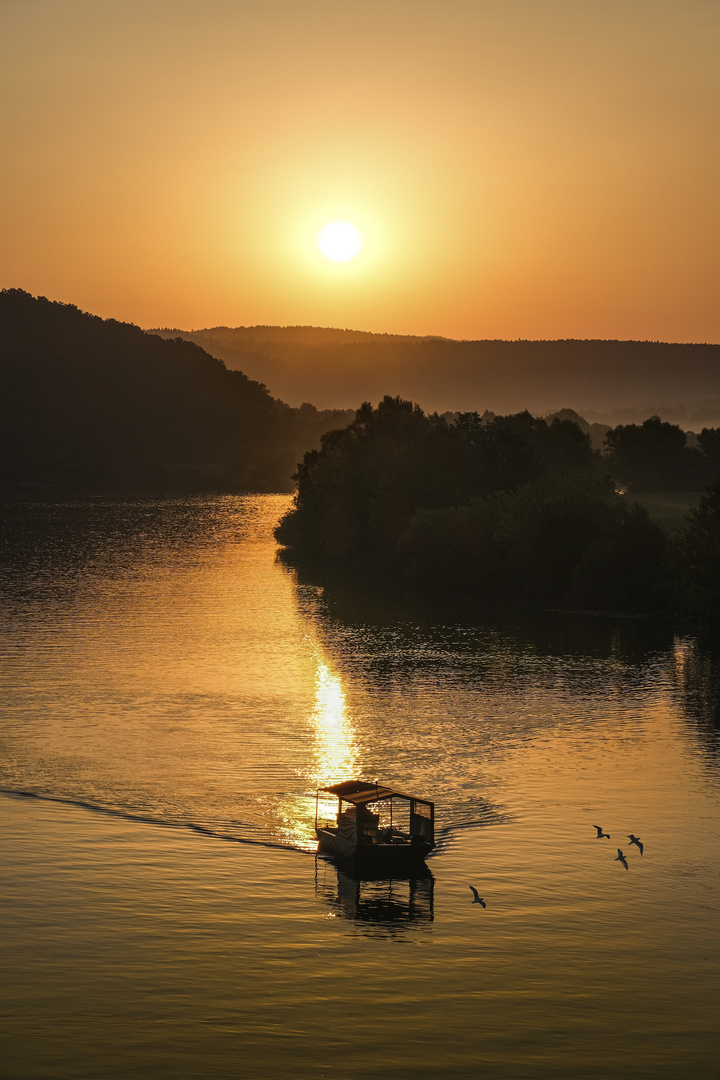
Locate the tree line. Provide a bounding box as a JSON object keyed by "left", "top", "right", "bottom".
{"left": 276, "top": 396, "right": 720, "bottom": 619}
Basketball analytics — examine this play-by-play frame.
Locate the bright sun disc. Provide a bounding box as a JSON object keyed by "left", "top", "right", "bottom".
{"left": 318, "top": 221, "right": 362, "bottom": 262}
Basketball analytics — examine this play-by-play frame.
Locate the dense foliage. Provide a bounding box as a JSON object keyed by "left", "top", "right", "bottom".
{"left": 0, "top": 290, "right": 351, "bottom": 492}
{"left": 673, "top": 482, "right": 720, "bottom": 618}
{"left": 603, "top": 416, "right": 718, "bottom": 491}
{"left": 276, "top": 396, "right": 719, "bottom": 615}
{"left": 277, "top": 396, "right": 593, "bottom": 560}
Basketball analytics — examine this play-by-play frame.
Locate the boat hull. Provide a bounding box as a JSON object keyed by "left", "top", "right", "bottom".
{"left": 316, "top": 827, "right": 434, "bottom": 870}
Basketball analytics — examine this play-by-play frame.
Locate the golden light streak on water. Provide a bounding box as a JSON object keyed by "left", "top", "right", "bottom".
{"left": 311, "top": 659, "right": 358, "bottom": 784}
{"left": 277, "top": 655, "right": 359, "bottom": 850}
{"left": 672, "top": 635, "right": 693, "bottom": 689}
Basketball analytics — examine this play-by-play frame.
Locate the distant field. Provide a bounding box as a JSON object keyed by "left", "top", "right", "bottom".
{"left": 629, "top": 491, "right": 703, "bottom": 530}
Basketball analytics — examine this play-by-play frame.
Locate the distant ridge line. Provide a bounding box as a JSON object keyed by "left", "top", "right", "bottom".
{"left": 150, "top": 325, "right": 718, "bottom": 347}
{"left": 148, "top": 325, "right": 720, "bottom": 424}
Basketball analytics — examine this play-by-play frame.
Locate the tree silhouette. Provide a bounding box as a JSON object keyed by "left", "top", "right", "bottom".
{"left": 604, "top": 416, "right": 700, "bottom": 491}
{"left": 674, "top": 482, "right": 720, "bottom": 618}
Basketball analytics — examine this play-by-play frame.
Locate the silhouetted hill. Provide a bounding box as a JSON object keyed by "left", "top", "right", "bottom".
{"left": 0, "top": 290, "right": 352, "bottom": 493}
{"left": 150, "top": 325, "right": 720, "bottom": 427}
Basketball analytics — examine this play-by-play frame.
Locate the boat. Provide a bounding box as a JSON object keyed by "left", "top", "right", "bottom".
{"left": 314, "top": 779, "right": 435, "bottom": 869}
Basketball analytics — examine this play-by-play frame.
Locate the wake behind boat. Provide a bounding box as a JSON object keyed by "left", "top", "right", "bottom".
{"left": 315, "top": 780, "right": 435, "bottom": 870}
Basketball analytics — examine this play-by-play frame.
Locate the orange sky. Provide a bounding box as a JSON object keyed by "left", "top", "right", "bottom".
{"left": 3, "top": 0, "right": 719, "bottom": 341}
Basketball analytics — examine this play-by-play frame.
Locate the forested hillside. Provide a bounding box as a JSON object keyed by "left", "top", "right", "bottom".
{"left": 151, "top": 324, "right": 720, "bottom": 425}
{"left": 0, "top": 290, "right": 352, "bottom": 493}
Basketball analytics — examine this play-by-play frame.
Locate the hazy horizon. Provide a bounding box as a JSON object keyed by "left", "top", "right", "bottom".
{"left": 152, "top": 320, "right": 720, "bottom": 347}
{"left": 149, "top": 319, "right": 720, "bottom": 425}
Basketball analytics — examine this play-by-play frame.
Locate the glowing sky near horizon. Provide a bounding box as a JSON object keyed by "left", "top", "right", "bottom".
{"left": 2, "top": 0, "right": 719, "bottom": 341}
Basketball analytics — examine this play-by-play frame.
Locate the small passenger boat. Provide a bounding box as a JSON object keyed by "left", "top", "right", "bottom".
{"left": 315, "top": 780, "right": 435, "bottom": 869}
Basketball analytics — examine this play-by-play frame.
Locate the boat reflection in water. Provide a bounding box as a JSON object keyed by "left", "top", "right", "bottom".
{"left": 315, "top": 857, "right": 434, "bottom": 930}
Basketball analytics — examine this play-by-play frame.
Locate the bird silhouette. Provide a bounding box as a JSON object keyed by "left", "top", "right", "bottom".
{"left": 615, "top": 848, "right": 629, "bottom": 870}
{"left": 628, "top": 834, "right": 644, "bottom": 855}
{"left": 593, "top": 825, "right": 610, "bottom": 839}
{"left": 469, "top": 886, "right": 486, "bottom": 907}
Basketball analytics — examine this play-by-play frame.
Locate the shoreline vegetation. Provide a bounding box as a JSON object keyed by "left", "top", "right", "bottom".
{"left": 275, "top": 397, "right": 720, "bottom": 622}
{"left": 4, "top": 288, "right": 720, "bottom": 623}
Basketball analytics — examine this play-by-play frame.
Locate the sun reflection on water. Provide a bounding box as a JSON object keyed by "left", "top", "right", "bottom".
{"left": 278, "top": 656, "right": 360, "bottom": 850}
{"left": 311, "top": 660, "right": 358, "bottom": 781}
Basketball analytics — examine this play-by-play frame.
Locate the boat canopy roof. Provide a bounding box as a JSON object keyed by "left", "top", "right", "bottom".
{"left": 318, "top": 780, "right": 433, "bottom": 808}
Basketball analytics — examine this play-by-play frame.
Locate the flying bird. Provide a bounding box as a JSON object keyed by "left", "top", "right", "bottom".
{"left": 615, "top": 849, "right": 629, "bottom": 870}
{"left": 469, "top": 886, "right": 486, "bottom": 907}
{"left": 628, "top": 834, "right": 644, "bottom": 855}
{"left": 593, "top": 825, "right": 610, "bottom": 839}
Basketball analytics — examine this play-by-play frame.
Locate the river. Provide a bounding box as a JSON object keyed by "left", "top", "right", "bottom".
{"left": 1, "top": 494, "right": 718, "bottom": 1078}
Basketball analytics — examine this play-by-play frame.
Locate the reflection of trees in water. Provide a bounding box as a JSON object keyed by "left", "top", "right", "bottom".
{"left": 286, "top": 557, "right": 680, "bottom": 709}
{"left": 314, "top": 856, "right": 434, "bottom": 936}
{"left": 287, "top": 554, "right": 677, "bottom": 665}
{"left": 671, "top": 635, "right": 720, "bottom": 761}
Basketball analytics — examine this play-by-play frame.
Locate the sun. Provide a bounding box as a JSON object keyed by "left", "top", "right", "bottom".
{"left": 318, "top": 221, "right": 362, "bottom": 262}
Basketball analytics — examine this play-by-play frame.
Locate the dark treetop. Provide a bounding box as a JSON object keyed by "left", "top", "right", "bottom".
{"left": 276, "top": 395, "right": 720, "bottom": 619}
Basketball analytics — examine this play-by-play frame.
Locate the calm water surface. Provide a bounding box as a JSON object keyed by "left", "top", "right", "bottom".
{"left": 1, "top": 495, "right": 719, "bottom": 1078}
